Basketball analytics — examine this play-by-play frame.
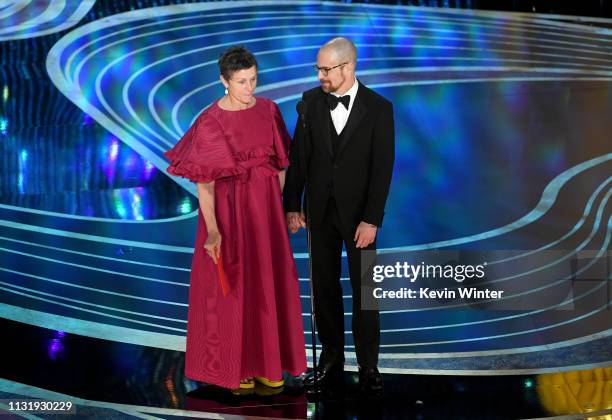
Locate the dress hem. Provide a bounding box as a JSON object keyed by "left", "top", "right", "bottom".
{"left": 185, "top": 365, "right": 306, "bottom": 389}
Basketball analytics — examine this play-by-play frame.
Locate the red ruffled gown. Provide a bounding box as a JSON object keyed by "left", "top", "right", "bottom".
{"left": 165, "top": 97, "right": 306, "bottom": 389}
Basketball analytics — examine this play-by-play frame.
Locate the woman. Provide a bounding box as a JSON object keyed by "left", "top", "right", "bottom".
{"left": 165, "top": 46, "right": 306, "bottom": 391}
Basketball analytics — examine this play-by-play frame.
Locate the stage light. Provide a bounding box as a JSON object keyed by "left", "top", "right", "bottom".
{"left": 109, "top": 138, "right": 119, "bottom": 161}
{"left": 47, "top": 338, "right": 65, "bottom": 361}
{"left": 17, "top": 149, "right": 28, "bottom": 193}
{"left": 0, "top": 117, "right": 8, "bottom": 134}
{"left": 113, "top": 191, "right": 128, "bottom": 219}
{"left": 131, "top": 190, "right": 144, "bottom": 220}
{"left": 307, "top": 403, "right": 316, "bottom": 417}
{"left": 143, "top": 160, "right": 156, "bottom": 180}
{"left": 178, "top": 197, "right": 192, "bottom": 214}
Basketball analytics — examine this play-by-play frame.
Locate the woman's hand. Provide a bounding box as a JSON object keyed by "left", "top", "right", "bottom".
{"left": 286, "top": 212, "right": 306, "bottom": 233}
{"left": 204, "top": 231, "right": 222, "bottom": 264}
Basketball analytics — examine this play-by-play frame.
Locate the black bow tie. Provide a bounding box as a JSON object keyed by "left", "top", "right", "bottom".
{"left": 326, "top": 94, "right": 350, "bottom": 110}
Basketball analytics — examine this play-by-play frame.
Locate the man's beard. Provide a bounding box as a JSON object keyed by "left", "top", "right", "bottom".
{"left": 320, "top": 80, "right": 333, "bottom": 93}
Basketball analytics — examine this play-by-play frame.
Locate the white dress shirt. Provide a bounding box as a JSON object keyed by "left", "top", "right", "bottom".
{"left": 330, "top": 77, "right": 358, "bottom": 135}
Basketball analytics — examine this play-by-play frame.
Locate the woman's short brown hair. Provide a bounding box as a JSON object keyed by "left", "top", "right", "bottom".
{"left": 218, "top": 46, "right": 258, "bottom": 80}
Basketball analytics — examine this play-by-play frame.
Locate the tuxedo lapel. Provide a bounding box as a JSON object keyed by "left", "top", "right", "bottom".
{"left": 336, "top": 86, "right": 367, "bottom": 160}
{"left": 315, "top": 94, "right": 334, "bottom": 159}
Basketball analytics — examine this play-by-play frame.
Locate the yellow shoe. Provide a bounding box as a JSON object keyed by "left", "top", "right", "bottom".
{"left": 239, "top": 377, "right": 255, "bottom": 389}
{"left": 255, "top": 385, "right": 285, "bottom": 396}
{"left": 231, "top": 387, "right": 254, "bottom": 396}
{"left": 254, "top": 376, "right": 284, "bottom": 388}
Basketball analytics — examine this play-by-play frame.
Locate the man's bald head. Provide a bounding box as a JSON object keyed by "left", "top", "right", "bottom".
{"left": 316, "top": 37, "right": 357, "bottom": 94}
{"left": 319, "top": 37, "right": 357, "bottom": 66}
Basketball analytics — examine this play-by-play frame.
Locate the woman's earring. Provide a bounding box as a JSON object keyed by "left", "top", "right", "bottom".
{"left": 224, "top": 88, "right": 228, "bottom": 95}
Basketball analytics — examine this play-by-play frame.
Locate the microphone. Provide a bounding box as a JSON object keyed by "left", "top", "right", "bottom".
{"left": 296, "top": 100, "right": 308, "bottom": 128}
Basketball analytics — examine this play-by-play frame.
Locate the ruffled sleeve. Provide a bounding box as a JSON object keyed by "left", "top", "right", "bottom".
{"left": 164, "top": 112, "right": 243, "bottom": 183}
{"left": 269, "top": 100, "right": 291, "bottom": 169}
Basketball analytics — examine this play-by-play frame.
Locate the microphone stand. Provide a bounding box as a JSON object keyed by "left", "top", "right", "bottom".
{"left": 296, "top": 102, "right": 320, "bottom": 399}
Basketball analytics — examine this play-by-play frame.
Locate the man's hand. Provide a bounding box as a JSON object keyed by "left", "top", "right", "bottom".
{"left": 286, "top": 212, "right": 306, "bottom": 233}
{"left": 354, "top": 221, "right": 377, "bottom": 248}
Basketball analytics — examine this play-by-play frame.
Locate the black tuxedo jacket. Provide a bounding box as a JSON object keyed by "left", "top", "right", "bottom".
{"left": 283, "top": 82, "right": 395, "bottom": 230}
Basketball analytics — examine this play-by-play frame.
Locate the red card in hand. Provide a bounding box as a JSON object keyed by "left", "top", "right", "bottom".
{"left": 216, "top": 255, "right": 229, "bottom": 297}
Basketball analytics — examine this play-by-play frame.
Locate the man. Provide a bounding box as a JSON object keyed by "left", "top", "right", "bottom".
{"left": 284, "top": 37, "right": 395, "bottom": 395}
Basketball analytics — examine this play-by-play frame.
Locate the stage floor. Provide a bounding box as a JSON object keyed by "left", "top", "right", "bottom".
{"left": 1, "top": 317, "right": 611, "bottom": 419}
{"left": 0, "top": 0, "right": 611, "bottom": 417}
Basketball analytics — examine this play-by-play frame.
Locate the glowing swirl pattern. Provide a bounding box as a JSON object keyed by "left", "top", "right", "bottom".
{"left": 0, "top": 0, "right": 96, "bottom": 41}
{"left": 0, "top": 1, "right": 610, "bottom": 372}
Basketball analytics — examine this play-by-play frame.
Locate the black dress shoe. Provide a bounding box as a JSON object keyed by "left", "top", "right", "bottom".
{"left": 358, "top": 367, "right": 383, "bottom": 396}
{"left": 302, "top": 364, "right": 344, "bottom": 388}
